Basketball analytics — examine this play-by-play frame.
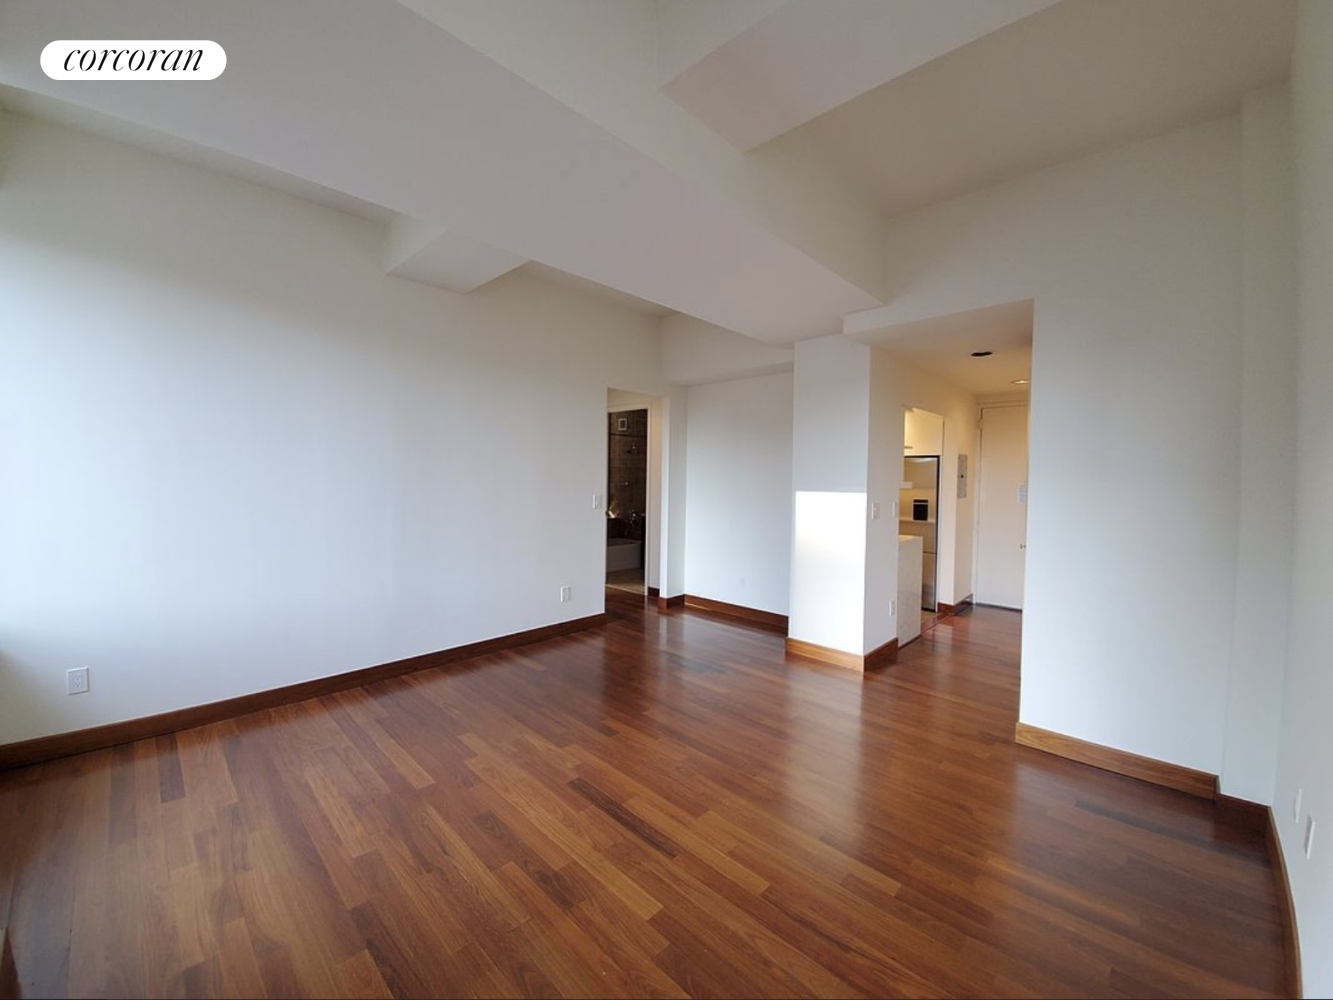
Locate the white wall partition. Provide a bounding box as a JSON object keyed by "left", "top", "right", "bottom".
{"left": 862, "top": 117, "right": 1245, "bottom": 777}
{"left": 1275, "top": 4, "right": 1333, "bottom": 995}
{"left": 684, "top": 372, "right": 793, "bottom": 614}
{"left": 789, "top": 336, "right": 872, "bottom": 654}
{"left": 0, "top": 115, "right": 663, "bottom": 745}
{"left": 1221, "top": 83, "right": 1297, "bottom": 806}
{"left": 790, "top": 491, "right": 868, "bottom": 653}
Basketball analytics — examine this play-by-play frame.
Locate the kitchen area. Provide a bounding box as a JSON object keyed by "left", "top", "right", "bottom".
{"left": 899, "top": 455, "right": 939, "bottom": 611}
{"left": 896, "top": 407, "right": 944, "bottom": 646}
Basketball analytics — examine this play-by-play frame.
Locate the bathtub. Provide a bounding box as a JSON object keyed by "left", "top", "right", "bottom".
{"left": 606, "top": 536, "right": 643, "bottom": 573}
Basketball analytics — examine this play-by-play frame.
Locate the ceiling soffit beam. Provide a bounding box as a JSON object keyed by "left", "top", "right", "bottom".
{"left": 384, "top": 215, "right": 527, "bottom": 295}
{"left": 0, "top": 0, "right": 877, "bottom": 342}
{"left": 660, "top": 0, "right": 1061, "bottom": 152}
{"left": 395, "top": 0, "right": 888, "bottom": 304}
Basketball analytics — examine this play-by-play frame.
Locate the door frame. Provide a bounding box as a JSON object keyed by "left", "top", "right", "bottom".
{"left": 973, "top": 400, "right": 1029, "bottom": 609}
{"left": 607, "top": 390, "right": 663, "bottom": 594}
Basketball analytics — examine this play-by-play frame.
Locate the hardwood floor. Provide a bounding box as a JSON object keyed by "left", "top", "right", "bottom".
{"left": 0, "top": 601, "right": 1286, "bottom": 998}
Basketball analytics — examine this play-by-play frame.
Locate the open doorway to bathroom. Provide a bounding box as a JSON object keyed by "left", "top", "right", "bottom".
{"left": 605, "top": 407, "right": 648, "bottom": 594}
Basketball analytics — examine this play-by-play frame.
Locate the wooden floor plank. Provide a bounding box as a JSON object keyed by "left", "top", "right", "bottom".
{"left": 0, "top": 603, "right": 1288, "bottom": 998}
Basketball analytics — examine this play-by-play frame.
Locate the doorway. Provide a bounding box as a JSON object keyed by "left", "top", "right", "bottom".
{"left": 975, "top": 402, "right": 1028, "bottom": 609}
{"left": 900, "top": 455, "right": 940, "bottom": 612}
{"left": 901, "top": 406, "right": 945, "bottom": 621}
{"left": 605, "top": 407, "right": 648, "bottom": 594}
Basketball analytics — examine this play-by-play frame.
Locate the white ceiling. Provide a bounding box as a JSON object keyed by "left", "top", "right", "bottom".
{"left": 782, "top": 0, "right": 1297, "bottom": 218}
{"left": 850, "top": 300, "right": 1035, "bottom": 398}
{"left": 0, "top": 0, "right": 1298, "bottom": 395}
{"left": 660, "top": 0, "right": 1061, "bottom": 153}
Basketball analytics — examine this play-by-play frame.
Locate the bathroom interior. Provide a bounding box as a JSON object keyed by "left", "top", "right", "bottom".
{"left": 605, "top": 408, "right": 648, "bottom": 592}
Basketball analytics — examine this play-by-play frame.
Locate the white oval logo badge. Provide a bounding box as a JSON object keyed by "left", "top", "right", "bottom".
{"left": 41, "top": 40, "right": 226, "bottom": 80}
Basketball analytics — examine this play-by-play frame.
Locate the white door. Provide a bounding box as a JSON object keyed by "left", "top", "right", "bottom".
{"left": 975, "top": 403, "right": 1028, "bottom": 609}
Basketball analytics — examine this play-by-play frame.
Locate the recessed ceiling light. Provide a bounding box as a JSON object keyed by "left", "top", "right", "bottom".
{"left": 970, "top": 350, "right": 993, "bottom": 357}
{"left": 1012, "top": 378, "right": 1030, "bottom": 385}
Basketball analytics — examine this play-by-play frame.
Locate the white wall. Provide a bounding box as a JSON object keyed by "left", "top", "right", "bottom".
{"left": 1276, "top": 3, "right": 1333, "bottom": 995}
{"left": 790, "top": 491, "right": 867, "bottom": 653}
{"left": 791, "top": 336, "right": 871, "bottom": 493}
{"left": 874, "top": 117, "right": 1245, "bottom": 776}
{"left": 660, "top": 386, "right": 690, "bottom": 598}
{"left": 683, "top": 372, "right": 793, "bottom": 614}
{"left": 789, "top": 336, "right": 871, "bottom": 654}
{"left": 0, "top": 114, "right": 663, "bottom": 745}
{"left": 1222, "top": 83, "right": 1296, "bottom": 806}
{"left": 789, "top": 337, "right": 980, "bottom": 656}
{"left": 863, "top": 349, "right": 901, "bottom": 654}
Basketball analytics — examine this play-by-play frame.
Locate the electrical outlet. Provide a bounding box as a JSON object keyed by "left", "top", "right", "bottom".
{"left": 890, "top": 599, "right": 896, "bottom": 616}
{"left": 1304, "top": 816, "right": 1317, "bottom": 859}
{"left": 1294, "top": 787, "right": 1303, "bottom": 823}
{"left": 559, "top": 585, "right": 571, "bottom": 603}
{"left": 66, "top": 666, "right": 89, "bottom": 695}
{"left": 870, "top": 502, "right": 881, "bottom": 520}
{"left": 592, "top": 493, "right": 602, "bottom": 511}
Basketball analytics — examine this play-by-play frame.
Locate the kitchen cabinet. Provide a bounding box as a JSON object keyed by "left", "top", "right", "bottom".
{"left": 897, "top": 534, "right": 923, "bottom": 646}
{"left": 904, "top": 407, "right": 944, "bottom": 456}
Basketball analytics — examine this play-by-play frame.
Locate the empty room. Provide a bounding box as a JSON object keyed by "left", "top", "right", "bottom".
{"left": 1, "top": 2, "right": 1330, "bottom": 998}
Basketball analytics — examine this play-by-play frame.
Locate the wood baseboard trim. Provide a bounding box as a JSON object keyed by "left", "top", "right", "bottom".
{"left": 0, "top": 613, "right": 608, "bottom": 772}
{"left": 784, "top": 637, "right": 897, "bottom": 672}
{"left": 657, "top": 594, "right": 685, "bottom": 611}
{"left": 1215, "top": 793, "right": 1270, "bottom": 836}
{"left": 936, "top": 596, "right": 973, "bottom": 619}
{"left": 647, "top": 586, "right": 660, "bottom": 598}
{"left": 784, "top": 638, "right": 863, "bottom": 671}
{"left": 1267, "top": 807, "right": 1303, "bottom": 1000}
{"left": 864, "top": 637, "right": 899, "bottom": 670}
{"left": 605, "top": 586, "right": 650, "bottom": 610}
{"left": 683, "top": 595, "right": 788, "bottom": 634}
{"left": 1013, "top": 722, "right": 1217, "bottom": 800}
